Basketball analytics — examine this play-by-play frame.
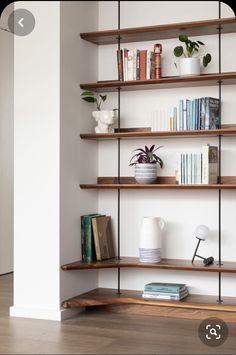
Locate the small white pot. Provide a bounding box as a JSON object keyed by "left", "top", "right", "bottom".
{"left": 92, "top": 110, "right": 116, "bottom": 133}
{"left": 134, "top": 163, "right": 157, "bottom": 184}
{"left": 179, "top": 57, "right": 200, "bottom": 76}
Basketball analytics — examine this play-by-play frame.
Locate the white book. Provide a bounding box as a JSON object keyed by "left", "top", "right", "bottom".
{"left": 202, "top": 145, "right": 218, "bottom": 184}
{"left": 142, "top": 289, "right": 189, "bottom": 300}
{"left": 127, "top": 50, "right": 134, "bottom": 80}
{"left": 146, "top": 50, "right": 151, "bottom": 80}
{"left": 197, "top": 153, "right": 202, "bottom": 184}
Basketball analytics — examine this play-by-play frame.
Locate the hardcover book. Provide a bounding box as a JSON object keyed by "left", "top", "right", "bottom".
{"left": 81, "top": 214, "right": 101, "bottom": 262}
{"left": 202, "top": 144, "right": 218, "bottom": 184}
{"left": 144, "top": 282, "right": 186, "bottom": 293}
{"left": 92, "top": 216, "right": 115, "bottom": 261}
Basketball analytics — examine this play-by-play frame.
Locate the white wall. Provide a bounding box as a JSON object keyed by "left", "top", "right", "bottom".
{"left": 0, "top": 6, "right": 14, "bottom": 275}
{"left": 11, "top": 1, "right": 62, "bottom": 320}
{"left": 60, "top": 1, "right": 99, "bottom": 303}
{"left": 97, "top": 1, "right": 236, "bottom": 296}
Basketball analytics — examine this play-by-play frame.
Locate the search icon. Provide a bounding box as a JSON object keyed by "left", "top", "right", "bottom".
{"left": 210, "top": 328, "right": 217, "bottom": 337}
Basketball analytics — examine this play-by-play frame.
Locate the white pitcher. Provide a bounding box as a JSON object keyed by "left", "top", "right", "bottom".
{"left": 139, "top": 217, "right": 165, "bottom": 263}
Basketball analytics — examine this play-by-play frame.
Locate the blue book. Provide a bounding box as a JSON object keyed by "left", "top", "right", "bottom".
{"left": 186, "top": 99, "right": 190, "bottom": 130}
{"left": 144, "top": 282, "right": 186, "bottom": 293}
{"left": 179, "top": 100, "right": 183, "bottom": 130}
{"left": 194, "top": 99, "right": 198, "bottom": 130}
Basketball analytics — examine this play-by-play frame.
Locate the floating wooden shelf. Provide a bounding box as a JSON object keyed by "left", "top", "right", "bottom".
{"left": 80, "top": 17, "right": 236, "bottom": 45}
{"left": 80, "top": 72, "right": 236, "bottom": 92}
{"left": 80, "top": 176, "right": 236, "bottom": 190}
{"left": 61, "top": 257, "right": 236, "bottom": 273}
{"left": 62, "top": 288, "right": 236, "bottom": 312}
{"left": 80, "top": 124, "right": 236, "bottom": 140}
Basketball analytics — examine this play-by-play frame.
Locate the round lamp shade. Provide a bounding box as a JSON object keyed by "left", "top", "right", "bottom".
{"left": 194, "top": 225, "right": 210, "bottom": 241}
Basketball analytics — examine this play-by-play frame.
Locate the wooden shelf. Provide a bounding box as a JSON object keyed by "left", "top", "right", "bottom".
{"left": 80, "top": 176, "right": 236, "bottom": 190}
{"left": 80, "top": 124, "right": 236, "bottom": 140}
{"left": 80, "top": 72, "right": 236, "bottom": 92}
{"left": 62, "top": 288, "right": 236, "bottom": 312}
{"left": 62, "top": 257, "right": 236, "bottom": 273}
{"left": 80, "top": 17, "right": 236, "bottom": 45}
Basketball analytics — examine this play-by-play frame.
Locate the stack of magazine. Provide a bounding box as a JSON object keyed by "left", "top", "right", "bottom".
{"left": 142, "top": 282, "right": 189, "bottom": 301}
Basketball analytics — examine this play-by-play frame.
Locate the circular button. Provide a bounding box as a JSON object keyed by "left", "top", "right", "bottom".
{"left": 198, "top": 317, "right": 228, "bottom": 347}
{"left": 8, "top": 9, "right": 35, "bottom": 36}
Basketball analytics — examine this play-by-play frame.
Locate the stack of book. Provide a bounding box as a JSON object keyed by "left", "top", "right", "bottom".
{"left": 142, "top": 282, "right": 189, "bottom": 301}
{"left": 176, "top": 144, "right": 218, "bottom": 185}
{"left": 117, "top": 44, "right": 161, "bottom": 81}
{"left": 151, "top": 97, "right": 220, "bottom": 132}
{"left": 81, "top": 214, "right": 115, "bottom": 262}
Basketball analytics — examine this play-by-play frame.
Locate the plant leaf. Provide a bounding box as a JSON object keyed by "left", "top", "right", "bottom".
{"left": 197, "top": 40, "right": 205, "bottom": 45}
{"left": 99, "top": 95, "right": 107, "bottom": 102}
{"left": 203, "top": 53, "right": 212, "bottom": 67}
{"left": 82, "top": 97, "right": 96, "bottom": 103}
{"left": 81, "top": 91, "right": 95, "bottom": 97}
{"left": 150, "top": 144, "right": 155, "bottom": 151}
{"left": 179, "top": 34, "right": 188, "bottom": 42}
{"left": 174, "top": 46, "right": 183, "bottom": 57}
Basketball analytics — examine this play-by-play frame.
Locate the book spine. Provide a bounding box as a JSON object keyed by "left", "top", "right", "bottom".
{"left": 139, "top": 50, "right": 147, "bottom": 80}
{"left": 136, "top": 50, "right": 140, "bottom": 80}
{"left": 92, "top": 218, "right": 101, "bottom": 261}
{"left": 202, "top": 145, "right": 209, "bottom": 184}
{"left": 146, "top": 50, "right": 151, "bottom": 80}
{"left": 150, "top": 51, "right": 155, "bottom": 79}
{"left": 84, "top": 216, "right": 96, "bottom": 262}
{"left": 200, "top": 97, "right": 206, "bottom": 130}
{"left": 123, "top": 48, "right": 128, "bottom": 81}
{"left": 208, "top": 97, "right": 220, "bottom": 129}
{"left": 179, "top": 100, "right": 183, "bottom": 131}
{"left": 154, "top": 43, "right": 162, "bottom": 79}
{"left": 143, "top": 290, "right": 189, "bottom": 298}
{"left": 144, "top": 286, "right": 186, "bottom": 293}
{"left": 116, "top": 49, "right": 123, "bottom": 81}
{"left": 81, "top": 216, "right": 85, "bottom": 261}
{"left": 142, "top": 292, "right": 188, "bottom": 300}
{"left": 127, "top": 50, "right": 134, "bottom": 81}
{"left": 133, "top": 49, "right": 137, "bottom": 81}
{"left": 186, "top": 99, "right": 190, "bottom": 130}
{"left": 208, "top": 146, "right": 218, "bottom": 184}
{"left": 205, "top": 97, "right": 210, "bottom": 130}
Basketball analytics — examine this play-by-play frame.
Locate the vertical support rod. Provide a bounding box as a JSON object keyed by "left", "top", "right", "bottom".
{"left": 217, "top": 0, "right": 223, "bottom": 303}
{"left": 117, "top": 0, "right": 121, "bottom": 294}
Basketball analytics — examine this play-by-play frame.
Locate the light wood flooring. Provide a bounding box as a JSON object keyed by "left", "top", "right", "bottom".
{"left": 1, "top": 273, "right": 236, "bottom": 354}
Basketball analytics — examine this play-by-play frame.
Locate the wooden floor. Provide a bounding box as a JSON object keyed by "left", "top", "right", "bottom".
{"left": 1, "top": 274, "right": 236, "bottom": 354}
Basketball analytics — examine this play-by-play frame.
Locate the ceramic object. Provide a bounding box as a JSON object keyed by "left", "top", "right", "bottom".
{"left": 134, "top": 163, "right": 157, "bottom": 184}
{"left": 92, "top": 110, "right": 116, "bottom": 133}
{"left": 139, "top": 217, "right": 165, "bottom": 263}
{"left": 179, "top": 57, "right": 200, "bottom": 76}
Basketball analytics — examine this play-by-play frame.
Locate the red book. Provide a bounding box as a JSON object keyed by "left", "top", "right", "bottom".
{"left": 139, "top": 50, "right": 147, "bottom": 80}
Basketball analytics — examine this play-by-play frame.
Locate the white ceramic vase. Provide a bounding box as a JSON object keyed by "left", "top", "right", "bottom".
{"left": 179, "top": 57, "right": 200, "bottom": 76}
{"left": 92, "top": 110, "right": 116, "bottom": 133}
{"left": 139, "top": 217, "right": 165, "bottom": 263}
{"left": 134, "top": 163, "right": 157, "bottom": 184}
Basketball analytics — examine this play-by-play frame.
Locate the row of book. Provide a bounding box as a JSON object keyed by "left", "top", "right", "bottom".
{"left": 176, "top": 144, "right": 218, "bottom": 185}
{"left": 142, "top": 282, "right": 189, "bottom": 301}
{"left": 117, "top": 44, "right": 162, "bottom": 81}
{"left": 81, "top": 214, "right": 115, "bottom": 262}
{"left": 151, "top": 97, "right": 220, "bottom": 132}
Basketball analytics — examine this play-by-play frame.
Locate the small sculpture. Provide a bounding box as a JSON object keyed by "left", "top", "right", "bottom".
{"left": 92, "top": 110, "right": 116, "bottom": 133}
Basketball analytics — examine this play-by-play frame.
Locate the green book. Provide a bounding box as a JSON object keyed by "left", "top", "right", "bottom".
{"left": 81, "top": 214, "right": 102, "bottom": 262}
{"left": 144, "top": 282, "right": 186, "bottom": 293}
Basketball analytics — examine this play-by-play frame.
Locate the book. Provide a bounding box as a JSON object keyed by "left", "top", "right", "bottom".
{"left": 150, "top": 51, "right": 155, "bottom": 79}
{"left": 200, "top": 97, "right": 206, "bottom": 129}
{"left": 127, "top": 50, "right": 134, "bottom": 81}
{"left": 154, "top": 43, "right": 162, "bottom": 79}
{"left": 116, "top": 49, "right": 123, "bottom": 81}
{"left": 123, "top": 48, "right": 128, "bottom": 81}
{"left": 202, "top": 145, "right": 218, "bottom": 184}
{"left": 81, "top": 214, "right": 101, "bottom": 262}
{"left": 143, "top": 289, "right": 188, "bottom": 297}
{"left": 136, "top": 50, "right": 140, "bottom": 80}
{"left": 92, "top": 216, "right": 115, "bottom": 261}
{"left": 205, "top": 97, "right": 220, "bottom": 129}
{"left": 142, "top": 289, "right": 188, "bottom": 301}
{"left": 146, "top": 50, "right": 151, "bottom": 80}
{"left": 144, "top": 282, "right": 186, "bottom": 293}
{"left": 133, "top": 49, "right": 137, "bottom": 80}
{"left": 139, "top": 50, "right": 147, "bottom": 80}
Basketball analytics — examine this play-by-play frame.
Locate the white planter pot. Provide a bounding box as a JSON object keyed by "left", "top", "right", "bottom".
{"left": 179, "top": 57, "right": 200, "bottom": 76}
{"left": 92, "top": 110, "right": 116, "bottom": 133}
{"left": 139, "top": 217, "right": 165, "bottom": 263}
{"left": 134, "top": 163, "right": 157, "bottom": 184}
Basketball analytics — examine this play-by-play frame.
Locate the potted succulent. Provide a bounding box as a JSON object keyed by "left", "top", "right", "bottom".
{"left": 174, "top": 35, "right": 212, "bottom": 76}
{"left": 129, "top": 144, "right": 163, "bottom": 184}
{"left": 81, "top": 90, "right": 116, "bottom": 133}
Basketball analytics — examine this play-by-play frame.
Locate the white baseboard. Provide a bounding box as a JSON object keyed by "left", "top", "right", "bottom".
{"left": 9, "top": 306, "right": 84, "bottom": 321}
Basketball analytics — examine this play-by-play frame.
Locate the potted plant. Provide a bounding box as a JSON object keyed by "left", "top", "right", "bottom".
{"left": 129, "top": 144, "right": 163, "bottom": 184}
{"left": 81, "top": 90, "right": 116, "bottom": 133}
{"left": 173, "top": 35, "right": 212, "bottom": 76}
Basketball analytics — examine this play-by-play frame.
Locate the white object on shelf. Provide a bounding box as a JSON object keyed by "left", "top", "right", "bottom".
{"left": 134, "top": 163, "right": 157, "bottom": 184}
{"left": 178, "top": 57, "right": 200, "bottom": 76}
{"left": 139, "top": 216, "right": 165, "bottom": 263}
{"left": 92, "top": 110, "right": 116, "bottom": 133}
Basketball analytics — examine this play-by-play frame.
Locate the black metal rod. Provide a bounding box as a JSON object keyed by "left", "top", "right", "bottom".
{"left": 217, "top": 0, "right": 223, "bottom": 303}
{"left": 192, "top": 239, "right": 201, "bottom": 263}
{"left": 117, "top": 0, "right": 121, "bottom": 295}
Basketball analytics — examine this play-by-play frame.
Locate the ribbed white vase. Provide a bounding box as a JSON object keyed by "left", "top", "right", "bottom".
{"left": 135, "top": 163, "right": 157, "bottom": 184}
{"left": 139, "top": 217, "right": 165, "bottom": 263}
{"left": 179, "top": 57, "right": 200, "bottom": 76}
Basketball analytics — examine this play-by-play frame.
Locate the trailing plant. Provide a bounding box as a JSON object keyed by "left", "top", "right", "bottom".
{"left": 174, "top": 34, "right": 212, "bottom": 67}
{"left": 129, "top": 144, "right": 163, "bottom": 167}
{"left": 81, "top": 90, "right": 107, "bottom": 111}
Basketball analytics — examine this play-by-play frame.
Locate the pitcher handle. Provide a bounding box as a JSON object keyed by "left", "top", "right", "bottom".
{"left": 157, "top": 218, "right": 165, "bottom": 231}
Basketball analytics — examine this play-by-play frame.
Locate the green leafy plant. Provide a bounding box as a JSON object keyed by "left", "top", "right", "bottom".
{"left": 129, "top": 145, "right": 163, "bottom": 167}
{"left": 174, "top": 34, "right": 212, "bottom": 67}
{"left": 81, "top": 90, "right": 107, "bottom": 111}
